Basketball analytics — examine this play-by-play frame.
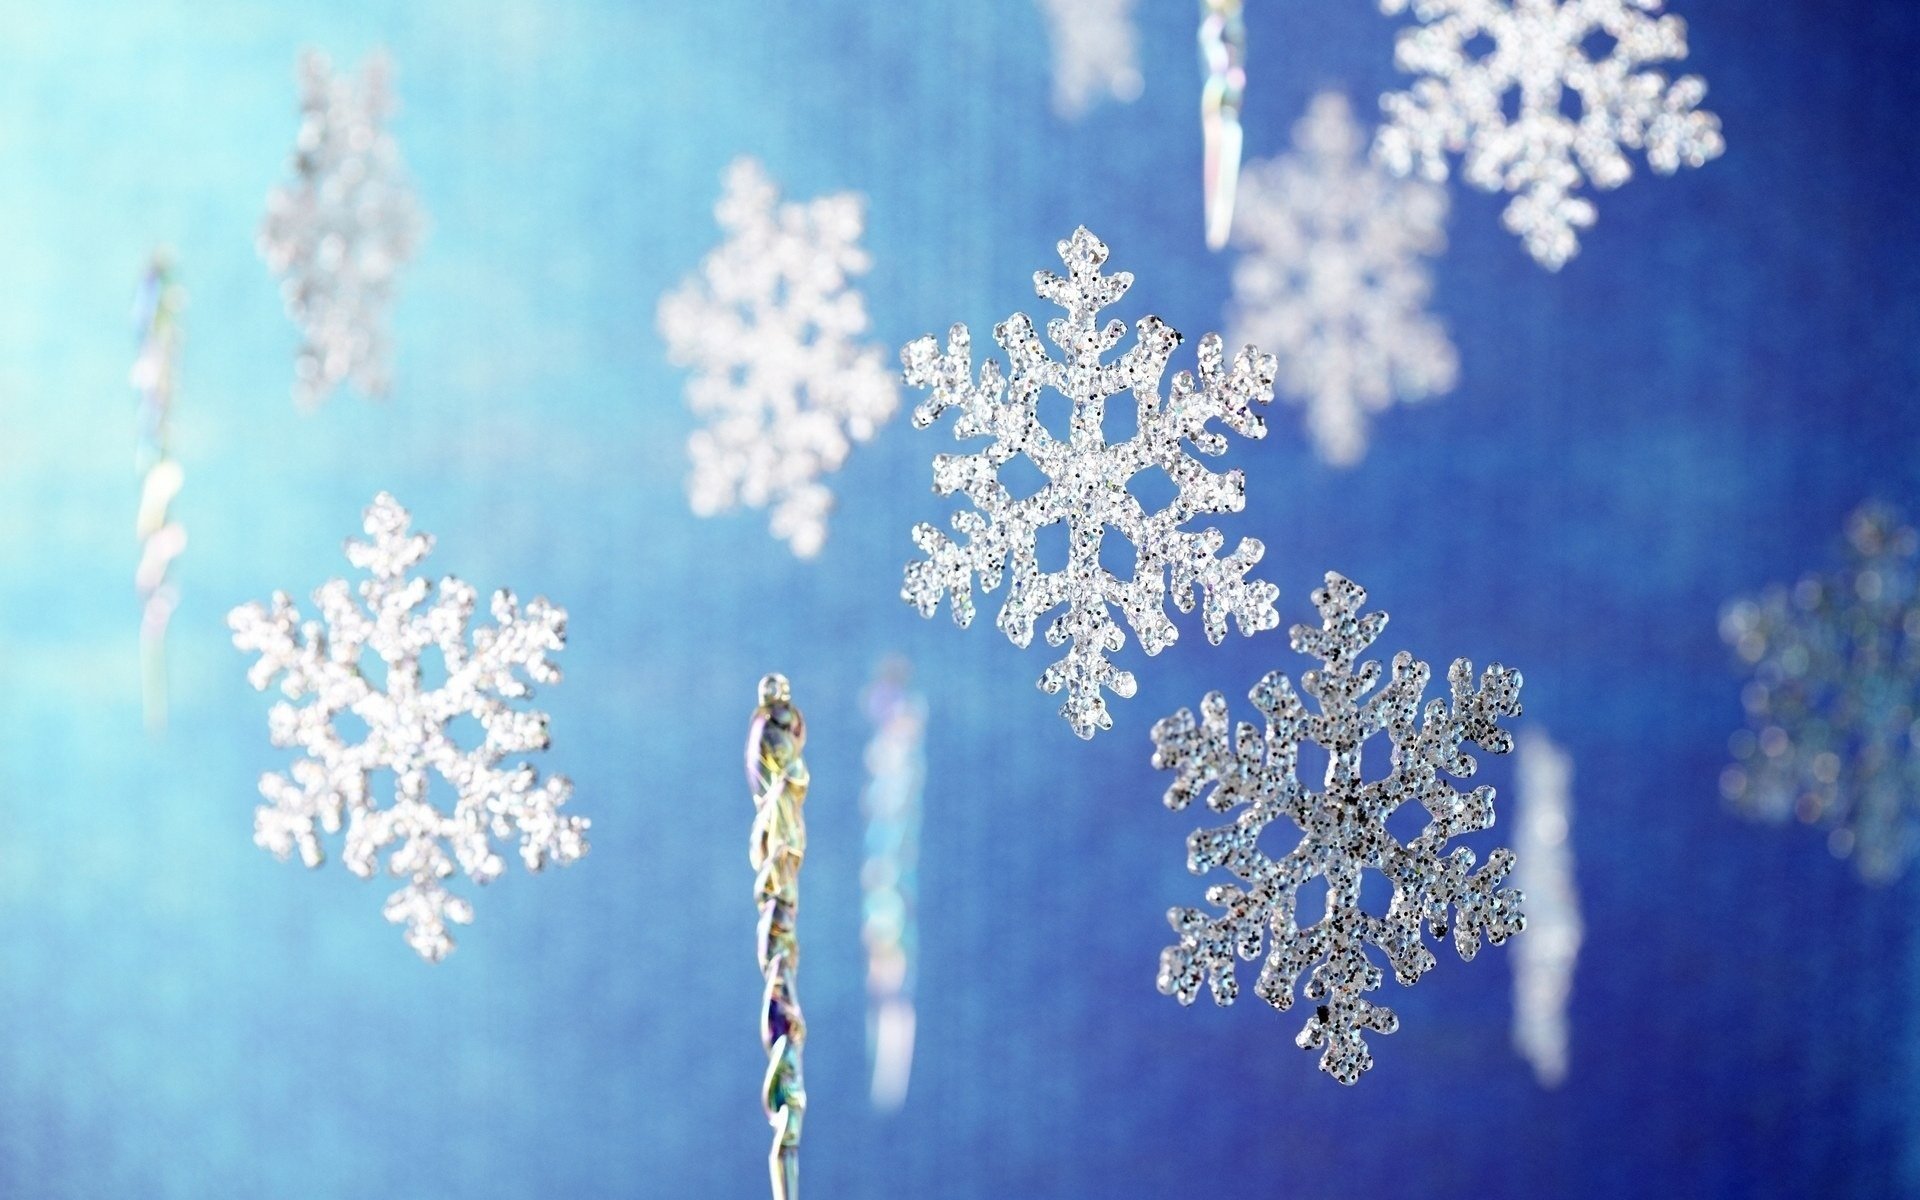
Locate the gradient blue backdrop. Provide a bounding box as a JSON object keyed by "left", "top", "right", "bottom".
{"left": 0, "top": 1, "right": 1916, "bottom": 1196}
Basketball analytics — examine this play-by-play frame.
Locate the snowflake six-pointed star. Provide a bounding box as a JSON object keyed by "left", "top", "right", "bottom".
{"left": 258, "top": 49, "right": 423, "bottom": 409}
{"left": 1152, "top": 572, "right": 1525, "bottom": 1083}
{"left": 1721, "top": 503, "right": 1920, "bottom": 882}
{"left": 229, "top": 494, "right": 587, "bottom": 962}
{"left": 659, "top": 158, "right": 899, "bottom": 559}
{"left": 902, "top": 227, "right": 1281, "bottom": 740}
{"left": 1375, "top": 0, "right": 1725, "bottom": 269}
{"left": 1036, "top": 0, "right": 1144, "bottom": 119}
{"left": 1229, "top": 92, "right": 1458, "bottom": 466}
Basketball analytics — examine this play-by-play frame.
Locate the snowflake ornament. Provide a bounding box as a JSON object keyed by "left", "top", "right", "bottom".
{"left": 1375, "top": 0, "right": 1725, "bottom": 269}
{"left": 1036, "top": 0, "right": 1144, "bottom": 119}
{"left": 1721, "top": 504, "right": 1920, "bottom": 882}
{"left": 1510, "top": 729, "right": 1580, "bottom": 1087}
{"left": 259, "top": 49, "right": 423, "bottom": 409}
{"left": 229, "top": 494, "right": 587, "bottom": 961}
{"left": 659, "top": 158, "right": 899, "bottom": 559}
{"left": 903, "top": 227, "right": 1281, "bottom": 740}
{"left": 1152, "top": 572, "right": 1525, "bottom": 1083}
{"left": 1229, "top": 93, "right": 1458, "bottom": 466}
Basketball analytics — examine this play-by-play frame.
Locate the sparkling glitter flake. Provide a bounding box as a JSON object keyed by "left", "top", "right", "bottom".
{"left": 1510, "top": 729, "right": 1580, "bottom": 1087}
{"left": 1229, "top": 93, "right": 1457, "bottom": 466}
{"left": 1037, "top": 0, "right": 1144, "bottom": 119}
{"left": 259, "top": 49, "right": 423, "bottom": 408}
{"left": 1375, "top": 0, "right": 1724, "bottom": 269}
{"left": 903, "top": 227, "right": 1281, "bottom": 740}
{"left": 229, "top": 494, "right": 587, "bottom": 961}
{"left": 1721, "top": 504, "right": 1920, "bottom": 882}
{"left": 660, "top": 158, "right": 899, "bottom": 559}
{"left": 1153, "top": 572, "right": 1525, "bottom": 1083}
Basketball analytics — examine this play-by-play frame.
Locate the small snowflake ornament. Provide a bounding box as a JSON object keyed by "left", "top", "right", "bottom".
{"left": 659, "top": 158, "right": 899, "bottom": 559}
{"left": 230, "top": 494, "right": 587, "bottom": 961}
{"left": 1153, "top": 572, "right": 1525, "bottom": 1083}
{"left": 1229, "top": 93, "right": 1457, "bottom": 466}
{"left": 1037, "top": 0, "right": 1144, "bottom": 119}
{"left": 259, "top": 49, "right": 423, "bottom": 408}
{"left": 903, "top": 227, "right": 1281, "bottom": 740}
{"left": 1375, "top": 0, "right": 1724, "bottom": 269}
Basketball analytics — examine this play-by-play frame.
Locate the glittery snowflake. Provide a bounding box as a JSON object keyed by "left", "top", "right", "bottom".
{"left": 229, "top": 494, "right": 587, "bottom": 961}
{"left": 1510, "top": 729, "right": 1580, "bottom": 1087}
{"left": 1375, "top": 0, "right": 1725, "bottom": 269}
{"left": 1152, "top": 572, "right": 1525, "bottom": 1083}
{"left": 903, "top": 226, "right": 1281, "bottom": 740}
{"left": 659, "top": 158, "right": 899, "bottom": 559}
{"left": 259, "top": 49, "right": 423, "bottom": 409}
{"left": 1721, "top": 504, "right": 1920, "bottom": 882}
{"left": 1228, "top": 93, "right": 1457, "bottom": 466}
{"left": 1037, "top": 0, "right": 1144, "bottom": 119}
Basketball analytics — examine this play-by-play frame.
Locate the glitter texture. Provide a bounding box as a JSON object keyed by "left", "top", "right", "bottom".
{"left": 1037, "top": 0, "right": 1143, "bottom": 119}
{"left": 1510, "top": 729, "right": 1580, "bottom": 1087}
{"left": 229, "top": 494, "right": 586, "bottom": 961}
{"left": 1228, "top": 93, "right": 1457, "bottom": 466}
{"left": 902, "top": 226, "right": 1280, "bottom": 740}
{"left": 1152, "top": 572, "right": 1525, "bottom": 1084}
{"left": 660, "top": 158, "right": 899, "bottom": 559}
{"left": 132, "top": 255, "right": 187, "bottom": 732}
{"left": 1375, "top": 0, "right": 1724, "bottom": 269}
{"left": 748, "top": 674, "right": 809, "bottom": 1200}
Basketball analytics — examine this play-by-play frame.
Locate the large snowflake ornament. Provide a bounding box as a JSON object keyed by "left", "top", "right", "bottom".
{"left": 1229, "top": 93, "right": 1457, "bottom": 466}
{"left": 903, "top": 227, "right": 1281, "bottom": 740}
{"left": 1375, "top": 0, "right": 1725, "bottom": 269}
{"left": 1721, "top": 504, "right": 1920, "bottom": 882}
{"left": 1036, "top": 0, "right": 1144, "bottom": 119}
{"left": 1152, "top": 572, "right": 1525, "bottom": 1083}
{"left": 229, "top": 494, "right": 588, "bottom": 961}
{"left": 259, "top": 49, "right": 423, "bottom": 409}
{"left": 659, "top": 158, "right": 899, "bottom": 559}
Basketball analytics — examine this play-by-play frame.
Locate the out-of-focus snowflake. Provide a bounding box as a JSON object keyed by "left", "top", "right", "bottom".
{"left": 1510, "top": 729, "right": 1580, "bottom": 1087}
{"left": 1721, "top": 504, "right": 1920, "bottom": 882}
{"left": 1153, "top": 572, "right": 1525, "bottom": 1084}
{"left": 903, "top": 226, "right": 1280, "bottom": 740}
{"left": 259, "top": 49, "right": 423, "bottom": 409}
{"left": 229, "top": 494, "right": 587, "bottom": 961}
{"left": 1037, "top": 0, "right": 1143, "bottom": 119}
{"left": 1375, "top": 0, "right": 1724, "bottom": 269}
{"left": 659, "top": 158, "right": 899, "bottom": 559}
{"left": 1228, "top": 92, "right": 1457, "bottom": 466}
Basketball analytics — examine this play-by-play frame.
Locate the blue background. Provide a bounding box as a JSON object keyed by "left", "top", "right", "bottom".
{"left": 1, "top": 0, "right": 1917, "bottom": 1195}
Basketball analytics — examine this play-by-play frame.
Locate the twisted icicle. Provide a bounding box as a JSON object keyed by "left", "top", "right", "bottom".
{"left": 1199, "top": 0, "right": 1247, "bottom": 249}
{"left": 861, "top": 658, "right": 925, "bottom": 1111}
{"left": 747, "top": 674, "right": 808, "bottom": 1200}
{"left": 132, "top": 255, "right": 186, "bottom": 732}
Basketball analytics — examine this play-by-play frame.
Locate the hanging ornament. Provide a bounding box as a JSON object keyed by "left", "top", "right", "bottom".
{"left": 902, "top": 226, "right": 1280, "bottom": 740}
{"left": 1721, "top": 503, "right": 1920, "bottom": 881}
{"left": 1510, "top": 729, "right": 1580, "bottom": 1087}
{"left": 659, "top": 158, "right": 899, "bottom": 559}
{"left": 229, "top": 494, "right": 587, "bottom": 961}
{"left": 1036, "top": 0, "right": 1144, "bottom": 119}
{"left": 132, "top": 254, "right": 187, "bottom": 732}
{"left": 1152, "top": 572, "right": 1525, "bottom": 1084}
{"left": 860, "top": 658, "right": 925, "bottom": 1112}
{"left": 1199, "top": 0, "right": 1247, "bottom": 250}
{"left": 259, "top": 48, "right": 424, "bottom": 408}
{"left": 747, "top": 674, "right": 809, "bottom": 1200}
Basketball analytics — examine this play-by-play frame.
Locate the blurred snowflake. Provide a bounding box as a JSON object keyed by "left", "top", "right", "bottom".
{"left": 660, "top": 158, "right": 899, "bottom": 559}
{"left": 1153, "top": 572, "right": 1525, "bottom": 1083}
{"left": 1228, "top": 93, "right": 1457, "bottom": 466}
{"left": 1037, "top": 0, "right": 1143, "bottom": 119}
{"left": 1510, "top": 729, "right": 1580, "bottom": 1087}
{"left": 1375, "top": 0, "right": 1724, "bottom": 269}
{"left": 1721, "top": 503, "right": 1920, "bottom": 882}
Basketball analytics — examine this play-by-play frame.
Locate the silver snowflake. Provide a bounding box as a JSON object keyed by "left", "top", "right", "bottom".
{"left": 1721, "top": 504, "right": 1920, "bottom": 882}
{"left": 1375, "top": 0, "right": 1725, "bottom": 269}
{"left": 1152, "top": 572, "right": 1525, "bottom": 1083}
{"left": 229, "top": 494, "right": 587, "bottom": 961}
{"left": 1228, "top": 92, "right": 1457, "bottom": 466}
{"left": 659, "top": 158, "right": 899, "bottom": 559}
{"left": 1510, "top": 729, "right": 1580, "bottom": 1087}
{"left": 1037, "top": 0, "right": 1144, "bottom": 119}
{"left": 903, "top": 226, "right": 1281, "bottom": 740}
{"left": 259, "top": 49, "right": 423, "bottom": 409}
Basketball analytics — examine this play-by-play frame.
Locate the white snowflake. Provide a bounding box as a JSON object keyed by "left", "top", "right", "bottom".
{"left": 259, "top": 49, "right": 423, "bottom": 409}
{"left": 1152, "top": 572, "right": 1525, "bottom": 1084}
{"left": 1375, "top": 0, "right": 1725, "bottom": 269}
{"left": 1721, "top": 503, "right": 1920, "bottom": 882}
{"left": 659, "top": 158, "right": 899, "bottom": 559}
{"left": 1036, "top": 0, "right": 1144, "bottom": 119}
{"left": 1228, "top": 92, "right": 1458, "bottom": 466}
{"left": 1510, "top": 729, "right": 1580, "bottom": 1087}
{"left": 229, "top": 494, "right": 588, "bottom": 962}
{"left": 903, "top": 226, "right": 1281, "bottom": 740}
